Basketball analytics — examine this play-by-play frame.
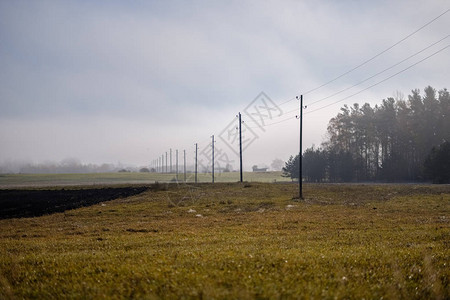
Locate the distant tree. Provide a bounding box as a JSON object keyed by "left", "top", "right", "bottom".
{"left": 57, "top": 158, "right": 83, "bottom": 173}
{"left": 323, "top": 86, "right": 448, "bottom": 182}
{"left": 282, "top": 155, "right": 299, "bottom": 181}
{"left": 380, "top": 152, "right": 409, "bottom": 182}
{"left": 270, "top": 158, "right": 284, "bottom": 171}
{"left": 438, "top": 89, "right": 450, "bottom": 142}
{"left": 327, "top": 150, "right": 354, "bottom": 182}
{"left": 284, "top": 86, "right": 448, "bottom": 183}
{"left": 139, "top": 167, "right": 150, "bottom": 173}
{"left": 303, "top": 147, "right": 327, "bottom": 182}
{"left": 424, "top": 141, "right": 450, "bottom": 183}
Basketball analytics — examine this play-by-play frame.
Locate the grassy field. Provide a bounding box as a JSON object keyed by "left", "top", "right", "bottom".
{"left": 0, "top": 183, "right": 449, "bottom": 299}
{"left": 0, "top": 171, "right": 287, "bottom": 188}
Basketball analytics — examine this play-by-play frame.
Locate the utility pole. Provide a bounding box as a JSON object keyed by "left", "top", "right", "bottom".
{"left": 238, "top": 112, "right": 243, "bottom": 182}
{"left": 162, "top": 154, "right": 164, "bottom": 173}
{"left": 170, "top": 148, "right": 172, "bottom": 173}
{"left": 296, "top": 95, "right": 304, "bottom": 200}
{"left": 165, "top": 152, "right": 168, "bottom": 173}
{"left": 183, "top": 149, "right": 186, "bottom": 182}
{"left": 195, "top": 143, "right": 198, "bottom": 183}
{"left": 211, "top": 135, "right": 215, "bottom": 183}
{"left": 176, "top": 149, "right": 178, "bottom": 182}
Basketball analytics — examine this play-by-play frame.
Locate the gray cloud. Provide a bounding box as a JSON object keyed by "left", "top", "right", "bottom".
{"left": 1, "top": 0, "right": 449, "bottom": 167}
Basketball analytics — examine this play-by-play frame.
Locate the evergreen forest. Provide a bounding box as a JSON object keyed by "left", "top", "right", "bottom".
{"left": 283, "top": 86, "right": 450, "bottom": 183}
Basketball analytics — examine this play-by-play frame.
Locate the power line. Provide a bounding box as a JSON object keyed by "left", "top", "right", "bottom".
{"left": 276, "top": 96, "right": 297, "bottom": 107}
{"left": 246, "top": 42, "right": 449, "bottom": 129}
{"left": 305, "top": 44, "right": 450, "bottom": 115}
{"left": 246, "top": 114, "right": 297, "bottom": 129}
{"left": 307, "top": 34, "right": 450, "bottom": 107}
{"left": 302, "top": 8, "right": 450, "bottom": 96}
{"left": 152, "top": 9, "right": 450, "bottom": 171}
{"left": 162, "top": 37, "right": 447, "bottom": 165}
{"left": 243, "top": 8, "right": 450, "bottom": 116}
{"left": 247, "top": 35, "right": 450, "bottom": 128}
{"left": 244, "top": 33, "right": 450, "bottom": 126}
{"left": 202, "top": 9, "right": 450, "bottom": 130}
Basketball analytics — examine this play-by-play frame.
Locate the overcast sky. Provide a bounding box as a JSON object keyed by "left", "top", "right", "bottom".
{"left": 1, "top": 0, "right": 449, "bottom": 171}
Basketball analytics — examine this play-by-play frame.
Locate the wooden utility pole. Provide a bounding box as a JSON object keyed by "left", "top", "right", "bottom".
{"left": 238, "top": 112, "right": 243, "bottom": 182}
{"left": 297, "top": 95, "right": 304, "bottom": 200}
{"left": 183, "top": 149, "right": 186, "bottom": 182}
{"left": 195, "top": 143, "right": 198, "bottom": 183}
{"left": 212, "top": 135, "right": 215, "bottom": 183}
{"left": 176, "top": 149, "right": 178, "bottom": 182}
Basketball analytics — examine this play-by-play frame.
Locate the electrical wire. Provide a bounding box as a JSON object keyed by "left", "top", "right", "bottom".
{"left": 152, "top": 9, "right": 450, "bottom": 162}
{"left": 305, "top": 44, "right": 450, "bottom": 115}
{"left": 246, "top": 34, "right": 450, "bottom": 126}
{"left": 234, "top": 9, "right": 450, "bottom": 126}
{"left": 245, "top": 41, "right": 450, "bottom": 128}
{"left": 276, "top": 96, "right": 297, "bottom": 107}
{"left": 307, "top": 34, "right": 450, "bottom": 106}
{"left": 241, "top": 9, "right": 450, "bottom": 123}
{"left": 301, "top": 8, "right": 450, "bottom": 96}
{"left": 245, "top": 114, "right": 298, "bottom": 129}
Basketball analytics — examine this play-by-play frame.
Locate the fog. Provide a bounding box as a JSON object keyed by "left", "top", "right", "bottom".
{"left": 1, "top": 1, "right": 449, "bottom": 173}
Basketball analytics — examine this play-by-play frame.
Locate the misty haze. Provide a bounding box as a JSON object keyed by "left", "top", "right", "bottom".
{"left": 0, "top": 1, "right": 449, "bottom": 299}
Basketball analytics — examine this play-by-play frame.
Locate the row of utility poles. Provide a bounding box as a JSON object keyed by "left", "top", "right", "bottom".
{"left": 149, "top": 97, "right": 304, "bottom": 200}
{"left": 150, "top": 149, "right": 187, "bottom": 182}
{"left": 150, "top": 113, "right": 245, "bottom": 184}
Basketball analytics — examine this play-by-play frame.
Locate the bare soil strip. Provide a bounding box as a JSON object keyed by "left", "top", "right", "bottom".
{"left": 0, "top": 187, "right": 148, "bottom": 219}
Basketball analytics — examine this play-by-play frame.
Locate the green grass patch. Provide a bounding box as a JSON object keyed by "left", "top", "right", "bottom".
{"left": 0, "top": 171, "right": 287, "bottom": 188}
{"left": 0, "top": 183, "right": 449, "bottom": 299}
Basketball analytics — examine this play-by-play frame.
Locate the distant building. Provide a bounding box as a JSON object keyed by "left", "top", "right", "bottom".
{"left": 252, "top": 165, "right": 268, "bottom": 172}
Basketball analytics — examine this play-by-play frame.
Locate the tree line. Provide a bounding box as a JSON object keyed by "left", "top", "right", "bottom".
{"left": 0, "top": 158, "right": 146, "bottom": 174}
{"left": 283, "top": 86, "right": 450, "bottom": 183}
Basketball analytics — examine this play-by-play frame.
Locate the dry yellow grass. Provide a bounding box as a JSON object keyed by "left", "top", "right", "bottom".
{"left": 0, "top": 183, "right": 449, "bottom": 299}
